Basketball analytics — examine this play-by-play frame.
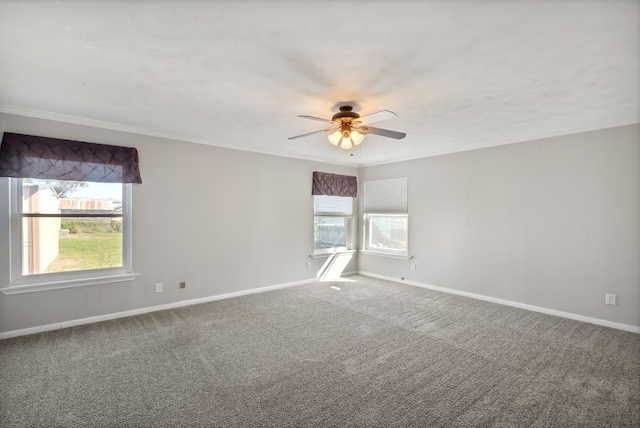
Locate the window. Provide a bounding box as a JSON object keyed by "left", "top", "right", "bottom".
{"left": 363, "top": 178, "right": 409, "bottom": 257}
{"left": 19, "top": 179, "right": 130, "bottom": 273}
{"left": 0, "top": 132, "right": 141, "bottom": 293}
{"left": 363, "top": 213, "right": 408, "bottom": 255}
{"left": 310, "top": 171, "right": 357, "bottom": 256}
{"left": 314, "top": 195, "right": 353, "bottom": 254}
{"left": 7, "top": 178, "right": 134, "bottom": 290}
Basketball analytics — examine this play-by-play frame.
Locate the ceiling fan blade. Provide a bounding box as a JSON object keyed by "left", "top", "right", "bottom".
{"left": 355, "top": 110, "right": 397, "bottom": 125}
{"left": 362, "top": 126, "right": 406, "bottom": 140}
{"left": 297, "top": 115, "right": 336, "bottom": 124}
{"left": 288, "top": 128, "right": 335, "bottom": 140}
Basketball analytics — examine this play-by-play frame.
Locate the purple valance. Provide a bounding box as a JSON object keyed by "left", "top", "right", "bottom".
{"left": 312, "top": 171, "right": 357, "bottom": 197}
{"left": 0, "top": 133, "right": 142, "bottom": 183}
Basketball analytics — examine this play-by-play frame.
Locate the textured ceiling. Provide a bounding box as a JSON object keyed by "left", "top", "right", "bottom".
{"left": 1, "top": 0, "right": 638, "bottom": 167}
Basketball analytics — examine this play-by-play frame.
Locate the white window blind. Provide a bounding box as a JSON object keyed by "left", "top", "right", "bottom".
{"left": 314, "top": 195, "right": 353, "bottom": 216}
{"left": 364, "top": 178, "right": 408, "bottom": 213}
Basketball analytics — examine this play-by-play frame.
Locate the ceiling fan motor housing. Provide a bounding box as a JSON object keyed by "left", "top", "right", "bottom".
{"left": 332, "top": 106, "right": 360, "bottom": 124}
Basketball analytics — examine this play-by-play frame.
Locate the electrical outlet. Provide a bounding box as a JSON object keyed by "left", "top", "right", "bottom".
{"left": 605, "top": 293, "right": 616, "bottom": 306}
{"left": 307, "top": 262, "right": 312, "bottom": 270}
{"left": 410, "top": 263, "right": 416, "bottom": 271}
{"left": 179, "top": 282, "right": 186, "bottom": 289}
{"left": 155, "top": 283, "right": 163, "bottom": 293}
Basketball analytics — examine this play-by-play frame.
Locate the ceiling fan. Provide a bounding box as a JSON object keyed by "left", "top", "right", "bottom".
{"left": 288, "top": 106, "right": 406, "bottom": 150}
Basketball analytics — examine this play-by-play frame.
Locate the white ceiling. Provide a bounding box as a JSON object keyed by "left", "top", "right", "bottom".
{"left": 1, "top": 1, "right": 638, "bottom": 167}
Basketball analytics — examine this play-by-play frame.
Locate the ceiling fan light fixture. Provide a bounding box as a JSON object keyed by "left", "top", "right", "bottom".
{"left": 291, "top": 106, "right": 405, "bottom": 150}
{"left": 328, "top": 130, "right": 342, "bottom": 145}
{"left": 350, "top": 130, "right": 364, "bottom": 145}
{"left": 340, "top": 138, "right": 353, "bottom": 150}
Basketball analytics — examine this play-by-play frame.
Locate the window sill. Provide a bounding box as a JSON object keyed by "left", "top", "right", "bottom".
{"left": 359, "top": 250, "right": 413, "bottom": 260}
{"left": 0, "top": 273, "right": 139, "bottom": 295}
{"left": 310, "top": 250, "right": 356, "bottom": 259}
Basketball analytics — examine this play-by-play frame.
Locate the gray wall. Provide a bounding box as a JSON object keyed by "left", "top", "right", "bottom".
{"left": 2, "top": 114, "right": 638, "bottom": 333}
{"left": 0, "top": 113, "right": 358, "bottom": 333}
{"left": 359, "top": 124, "right": 640, "bottom": 328}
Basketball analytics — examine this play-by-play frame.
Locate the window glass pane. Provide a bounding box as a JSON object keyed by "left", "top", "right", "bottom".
{"left": 20, "top": 179, "right": 124, "bottom": 275}
{"left": 22, "top": 179, "right": 122, "bottom": 213}
{"left": 22, "top": 217, "right": 123, "bottom": 274}
{"left": 368, "top": 216, "right": 408, "bottom": 253}
{"left": 314, "top": 216, "right": 347, "bottom": 250}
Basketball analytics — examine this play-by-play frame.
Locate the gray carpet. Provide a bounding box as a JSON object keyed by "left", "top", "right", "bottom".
{"left": 1, "top": 275, "right": 639, "bottom": 427}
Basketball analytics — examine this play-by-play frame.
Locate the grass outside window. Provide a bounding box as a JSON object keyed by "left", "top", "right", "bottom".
{"left": 46, "top": 231, "right": 123, "bottom": 272}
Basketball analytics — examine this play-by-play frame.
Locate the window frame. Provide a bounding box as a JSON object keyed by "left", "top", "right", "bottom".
{"left": 313, "top": 195, "right": 354, "bottom": 256}
{"left": 362, "top": 212, "right": 409, "bottom": 257}
{"left": 1, "top": 178, "right": 137, "bottom": 294}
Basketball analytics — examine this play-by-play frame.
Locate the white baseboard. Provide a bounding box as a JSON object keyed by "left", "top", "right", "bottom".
{"left": 318, "top": 270, "right": 358, "bottom": 280}
{"left": 5, "top": 271, "right": 636, "bottom": 339}
{"left": 358, "top": 271, "right": 640, "bottom": 334}
{"left": 0, "top": 277, "right": 317, "bottom": 340}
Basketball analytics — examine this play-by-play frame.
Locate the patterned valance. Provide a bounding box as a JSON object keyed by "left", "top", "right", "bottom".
{"left": 0, "top": 132, "right": 142, "bottom": 183}
{"left": 312, "top": 171, "right": 357, "bottom": 197}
